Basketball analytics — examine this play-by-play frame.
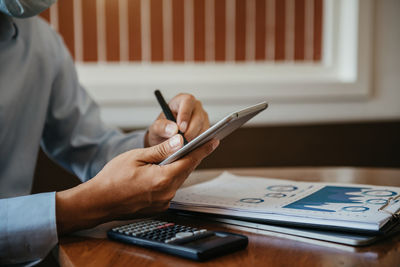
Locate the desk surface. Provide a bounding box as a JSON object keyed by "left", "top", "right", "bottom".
{"left": 58, "top": 167, "right": 400, "bottom": 267}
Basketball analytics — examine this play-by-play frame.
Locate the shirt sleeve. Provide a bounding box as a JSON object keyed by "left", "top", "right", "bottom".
{"left": 1, "top": 19, "right": 147, "bottom": 266}
{"left": 0, "top": 192, "right": 57, "bottom": 266}
{"left": 40, "top": 29, "right": 147, "bottom": 182}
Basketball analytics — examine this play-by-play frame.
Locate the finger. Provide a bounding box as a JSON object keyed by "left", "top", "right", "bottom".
{"left": 184, "top": 103, "right": 210, "bottom": 141}
{"left": 138, "top": 134, "right": 184, "bottom": 163}
{"left": 168, "top": 139, "right": 220, "bottom": 182}
{"left": 170, "top": 94, "right": 196, "bottom": 133}
{"left": 149, "top": 118, "right": 179, "bottom": 139}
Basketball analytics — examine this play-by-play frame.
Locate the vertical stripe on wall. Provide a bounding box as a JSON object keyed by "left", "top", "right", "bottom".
{"left": 73, "top": 0, "right": 83, "bottom": 62}
{"left": 235, "top": 0, "right": 246, "bottom": 61}
{"left": 246, "top": 0, "right": 256, "bottom": 61}
{"left": 274, "top": 0, "right": 285, "bottom": 61}
{"left": 215, "top": 0, "right": 226, "bottom": 61}
{"left": 119, "top": 0, "right": 129, "bottom": 62}
{"left": 57, "top": 0, "right": 75, "bottom": 58}
{"left": 255, "top": 0, "right": 266, "bottom": 60}
{"left": 151, "top": 0, "right": 163, "bottom": 62}
{"left": 172, "top": 0, "right": 185, "bottom": 61}
{"left": 313, "top": 0, "right": 322, "bottom": 61}
{"left": 96, "top": 0, "right": 107, "bottom": 62}
{"left": 285, "top": 0, "right": 295, "bottom": 61}
{"left": 294, "top": 0, "right": 305, "bottom": 60}
{"left": 184, "top": 0, "right": 195, "bottom": 62}
{"left": 194, "top": 0, "right": 206, "bottom": 62}
{"left": 42, "top": 0, "right": 323, "bottom": 63}
{"left": 82, "top": 0, "right": 98, "bottom": 62}
{"left": 140, "top": 0, "right": 151, "bottom": 62}
{"left": 205, "top": 0, "right": 215, "bottom": 61}
{"left": 128, "top": 0, "right": 142, "bottom": 61}
{"left": 163, "top": 0, "right": 173, "bottom": 61}
{"left": 304, "top": 0, "right": 313, "bottom": 61}
{"left": 105, "top": 0, "right": 120, "bottom": 61}
{"left": 225, "top": 0, "right": 235, "bottom": 62}
{"left": 265, "top": 0, "right": 275, "bottom": 61}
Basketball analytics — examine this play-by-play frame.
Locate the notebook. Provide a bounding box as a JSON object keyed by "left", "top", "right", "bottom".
{"left": 170, "top": 172, "right": 400, "bottom": 235}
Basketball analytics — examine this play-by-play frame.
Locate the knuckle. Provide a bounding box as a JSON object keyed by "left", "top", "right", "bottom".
{"left": 152, "top": 118, "right": 163, "bottom": 128}
{"left": 155, "top": 119, "right": 167, "bottom": 132}
{"left": 155, "top": 143, "right": 169, "bottom": 158}
{"left": 157, "top": 202, "right": 171, "bottom": 212}
{"left": 152, "top": 175, "right": 170, "bottom": 191}
{"left": 183, "top": 157, "right": 198, "bottom": 173}
{"left": 183, "top": 166, "right": 193, "bottom": 178}
{"left": 181, "top": 108, "right": 191, "bottom": 116}
{"left": 205, "top": 113, "right": 210, "bottom": 124}
{"left": 161, "top": 191, "right": 176, "bottom": 203}
{"left": 195, "top": 99, "right": 202, "bottom": 108}
{"left": 207, "top": 142, "right": 215, "bottom": 155}
{"left": 129, "top": 166, "right": 139, "bottom": 180}
{"left": 178, "top": 94, "right": 195, "bottom": 104}
{"left": 163, "top": 202, "right": 171, "bottom": 210}
{"left": 186, "top": 94, "right": 195, "bottom": 102}
{"left": 152, "top": 168, "right": 176, "bottom": 191}
{"left": 134, "top": 148, "right": 146, "bottom": 163}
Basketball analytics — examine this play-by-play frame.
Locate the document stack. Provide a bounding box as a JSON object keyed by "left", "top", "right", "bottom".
{"left": 170, "top": 172, "right": 400, "bottom": 246}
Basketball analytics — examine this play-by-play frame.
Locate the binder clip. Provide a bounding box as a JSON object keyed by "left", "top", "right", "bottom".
{"left": 378, "top": 195, "right": 400, "bottom": 219}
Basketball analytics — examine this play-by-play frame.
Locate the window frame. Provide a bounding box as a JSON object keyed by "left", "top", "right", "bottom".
{"left": 75, "top": 0, "right": 373, "bottom": 128}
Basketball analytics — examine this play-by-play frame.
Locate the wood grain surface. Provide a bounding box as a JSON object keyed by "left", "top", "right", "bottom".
{"left": 58, "top": 167, "right": 400, "bottom": 267}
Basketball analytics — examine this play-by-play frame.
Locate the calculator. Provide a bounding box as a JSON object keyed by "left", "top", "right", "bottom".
{"left": 107, "top": 219, "right": 248, "bottom": 261}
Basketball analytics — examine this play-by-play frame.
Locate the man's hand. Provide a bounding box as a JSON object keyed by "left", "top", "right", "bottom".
{"left": 145, "top": 93, "right": 210, "bottom": 147}
{"left": 55, "top": 135, "right": 219, "bottom": 235}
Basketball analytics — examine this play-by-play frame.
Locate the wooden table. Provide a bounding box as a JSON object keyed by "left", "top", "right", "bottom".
{"left": 58, "top": 167, "right": 400, "bottom": 267}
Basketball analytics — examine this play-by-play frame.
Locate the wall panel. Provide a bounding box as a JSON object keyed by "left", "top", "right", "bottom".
{"left": 40, "top": 0, "right": 323, "bottom": 63}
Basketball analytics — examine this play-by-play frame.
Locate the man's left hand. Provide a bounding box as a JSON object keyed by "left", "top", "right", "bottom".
{"left": 145, "top": 93, "right": 210, "bottom": 147}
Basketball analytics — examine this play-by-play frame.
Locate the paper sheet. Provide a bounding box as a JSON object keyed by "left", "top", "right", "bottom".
{"left": 171, "top": 172, "right": 400, "bottom": 231}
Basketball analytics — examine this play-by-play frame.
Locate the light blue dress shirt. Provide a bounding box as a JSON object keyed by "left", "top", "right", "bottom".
{"left": 0, "top": 13, "right": 146, "bottom": 265}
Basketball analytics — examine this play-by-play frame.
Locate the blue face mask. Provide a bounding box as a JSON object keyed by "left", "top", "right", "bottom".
{"left": 0, "top": 0, "right": 56, "bottom": 18}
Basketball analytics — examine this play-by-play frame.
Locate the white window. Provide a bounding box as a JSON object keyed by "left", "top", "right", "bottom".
{"left": 42, "top": 0, "right": 376, "bottom": 127}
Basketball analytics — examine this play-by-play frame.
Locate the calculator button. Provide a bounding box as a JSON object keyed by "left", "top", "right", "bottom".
{"left": 175, "top": 232, "right": 194, "bottom": 239}
{"left": 157, "top": 223, "right": 175, "bottom": 229}
{"left": 168, "top": 231, "right": 214, "bottom": 245}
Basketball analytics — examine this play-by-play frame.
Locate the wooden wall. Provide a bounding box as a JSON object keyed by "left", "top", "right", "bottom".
{"left": 39, "top": 0, "right": 323, "bottom": 62}
{"left": 32, "top": 121, "right": 400, "bottom": 194}
{"left": 198, "top": 121, "right": 400, "bottom": 169}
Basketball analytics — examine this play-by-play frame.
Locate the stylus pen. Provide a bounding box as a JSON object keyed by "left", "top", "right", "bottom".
{"left": 154, "top": 90, "right": 188, "bottom": 145}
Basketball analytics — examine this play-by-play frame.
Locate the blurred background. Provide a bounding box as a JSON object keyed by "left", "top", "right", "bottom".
{"left": 33, "top": 0, "right": 400, "bottom": 193}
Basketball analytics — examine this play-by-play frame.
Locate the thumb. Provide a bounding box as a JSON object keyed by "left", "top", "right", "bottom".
{"left": 139, "top": 134, "right": 183, "bottom": 163}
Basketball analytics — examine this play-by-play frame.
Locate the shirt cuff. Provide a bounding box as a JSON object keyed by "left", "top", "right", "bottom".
{"left": 0, "top": 192, "right": 58, "bottom": 265}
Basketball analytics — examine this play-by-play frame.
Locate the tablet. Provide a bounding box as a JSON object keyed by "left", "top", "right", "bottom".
{"left": 159, "top": 102, "right": 268, "bottom": 165}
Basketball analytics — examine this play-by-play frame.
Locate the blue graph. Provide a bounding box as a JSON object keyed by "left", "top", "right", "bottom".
{"left": 283, "top": 186, "right": 370, "bottom": 212}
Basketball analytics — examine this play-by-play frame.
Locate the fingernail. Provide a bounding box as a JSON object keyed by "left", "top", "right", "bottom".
{"left": 165, "top": 123, "right": 177, "bottom": 136}
{"left": 169, "top": 135, "right": 182, "bottom": 149}
{"left": 180, "top": 121, "right": 188, "bottom": 133}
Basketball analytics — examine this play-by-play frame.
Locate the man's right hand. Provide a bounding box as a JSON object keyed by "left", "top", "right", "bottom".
{"left": 55, "top": 135, "right": 219, "bottom": 235}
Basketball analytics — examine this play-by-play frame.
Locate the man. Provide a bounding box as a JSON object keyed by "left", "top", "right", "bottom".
{"left": 0, "top": 0, "right": 219, "bottom": 265}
